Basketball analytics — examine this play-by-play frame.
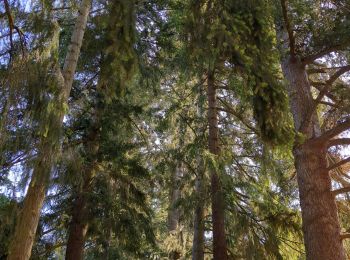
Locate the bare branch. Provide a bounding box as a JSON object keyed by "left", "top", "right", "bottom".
{"left": 302, "top": 44, "right": 348, "bottom": 65}
{"left": 328, "top": 138, "right": 350, "bottom": 147}
{"left": 333, "top": 186, "right": 350, "bottom": 196}
{"left": 311, "top": 83, "right": 338, "bottom": 102}
{"left": 340, "top": 233, "right": 350, "bottom": 240}
{"left": 328, "top": 157, "right": 350, "bottom": 172}
{"left": 300, "top": 66, "right": 350, "bottom": 132}
{"left": 318, "top": 119, "right": 350, "bottom": 141}
{"left": 318, "top": 101, "right": 338, "bottom": 108}
{"left": 3, "top": 0, "right": 14, "bottom": 50}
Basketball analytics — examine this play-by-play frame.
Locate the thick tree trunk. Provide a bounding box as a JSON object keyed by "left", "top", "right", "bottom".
{"left": 192, "top": 165, "right": 205, "bottom": 260}
{"left": 282, "top": 57, "right": 346, "bottom": 260}
{"left": 7, "top": 2, "right": 91, "bottom": 259}
{"left": 7, "top": 149, "right": 49, "bottom": 260}
{"left": 207, "top": 71, "right": 228, "bottom": 260}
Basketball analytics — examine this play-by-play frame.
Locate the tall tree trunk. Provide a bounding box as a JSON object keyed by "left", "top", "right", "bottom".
{"left": 192, "top": 92, "right": 206, "bottom": 260}
{"left": 168, "top": 122, "right": 185, "bottom": 259}
{"left": 65, "top": 120, "right": 100, "bottom": 260}
{"left": 168, "top": 164, "right": 182, "bottom": 232}
{"left": 207, "top": 71, "right": 228, "bottom": 260}
{"left": 65, "top": 191, "right": 89, "bottom": 260}
{"left": 168, "top": 163, "right": 182, "bottom": 260}
{"left": 7, "top": 1, "right": 91, "bottom": 259}
{"left": 192, "top": 162, "right": 205, "bottom": 260}
{"left": 65, "top": 166, "right": 95, "bottom": 260}
{"left": 7, "top": 141, "right": 51, "bottom": 260}
{"left": 281, "top": 56, "right": 346, "bottom": 260}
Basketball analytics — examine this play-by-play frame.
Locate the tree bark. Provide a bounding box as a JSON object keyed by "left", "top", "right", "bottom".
{"left": 282, "top": 56, "right": 346, "bottom": 260}
{"left": 7, "top": 1, "right": 91, "bottom": 259}
{"left": 6, "top": 143, "right": 50, "bottom": 260}
{"left": 192, "top": 163, "right": 205, "bottom": 260}
{"left": 167, "top": 163, "right": 182, "bottom": 260}
{"left": 65, "top": 120, "right": 100, "bottom": 260}
{"left": 168, "top": 165, "right": 182, "bottom": 233}
{"left": 207, "top": 71, "right": 228, "bottom": 260}
{"left": 65, "top": 167, "right": 94, "bottom": 260}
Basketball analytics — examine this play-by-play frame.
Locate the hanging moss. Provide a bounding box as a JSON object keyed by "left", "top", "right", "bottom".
{"left": 184, "top": 0, "right": 293, "bottom": 146}
{"left": 98, "top": 0, "right": 139, "bottom": 101}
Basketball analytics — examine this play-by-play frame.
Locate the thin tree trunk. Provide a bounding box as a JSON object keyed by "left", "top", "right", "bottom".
{"left": 207, "top": 71, "right": 228, "bottom": 260}
{"left": 192, "top": 163, "right": 205, "bottom": 260}
{"left": 168, "top": 165, "right": 182, "bottom": 232}
{"left": 8, "top": 1, "right": 91, "bottom": 259}
{"left": 192, "top": 91, "right": 206, "bottom": 260}
{"left": 65, "top": 121, "right": 100, "bottom": 260}
{"left": 168, "top": 163, "right": 182, "bottom": 260}
{"left": 282, "top": 56, "right": 346, "bottom": 260}
{"left": 65, "top": 167, "right": 94, "bottom": 260}
{"left": 65, "top": 192, "right": 89, "bottom": 260}
{"left": 167, "top": 127, "right": 185, "bottom": 259}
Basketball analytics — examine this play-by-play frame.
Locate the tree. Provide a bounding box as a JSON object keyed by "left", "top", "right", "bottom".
{"left": 277, "top": 0, "right": 350, "bottom": 258}
{"left": 5, "top": 1, "right": 91, "bottom": 259}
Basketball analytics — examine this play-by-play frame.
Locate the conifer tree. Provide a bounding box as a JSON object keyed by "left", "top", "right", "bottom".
{"left": 277, "top": 0, "right": 350, "bottom": 258}
{"left": 6, "top": 1, "right": 91, "bottom": 259}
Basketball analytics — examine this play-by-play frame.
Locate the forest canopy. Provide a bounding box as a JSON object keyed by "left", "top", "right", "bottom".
{"left": 0, "top": 0, "right": 350, "bottom": 259}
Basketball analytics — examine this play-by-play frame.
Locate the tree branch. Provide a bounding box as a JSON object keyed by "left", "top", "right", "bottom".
{"left": 318, "top": 119, "right": 350, "bottom": 141}
{"left": 333, "top": 186, "right": 350, "bottom": 196}
{"left": 300, "top": 66, "right": 350, "bottom": 132}
{"left": 328, "top": 138, "right": 350, "bottom": 148}
{"left": 302, "top": 44, "right": 348, "bottom": 65}
{"left": 328, "top": 157, "right": 350, "bottom": 172}
{"left": 3, "top": 0, "right": 14, "bottom": 50}
{"left": 217, "top": 98, "right": 257, "bottom": 133}
{"left": 280, "top": 0, "right": 296, "bottom": 57}
{"left": 340, "top": 233, "right": 350, "bottom": 240}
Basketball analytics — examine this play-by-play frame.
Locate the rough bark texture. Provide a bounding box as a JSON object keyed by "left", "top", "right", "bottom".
{"left": 282, "top": 56, "right": 346, "bottom": 260}
{"left": 65, "top": 192, "right": 89, "bottom": 260}
{"left": 7, "top": 153, "right": 48, "bottom": 260}
{"left": 62, "top": 0, "right": 91, "bottom": 97}
{"left": 207, "top": 71, "right": 228, "bottom": 260}
{"left": 7, "top": 2, "right": 91, "bottom": 259}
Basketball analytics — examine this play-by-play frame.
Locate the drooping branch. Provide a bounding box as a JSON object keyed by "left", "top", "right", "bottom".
{"left": 327, "top": 157, "right": 350, "bottom": 172}
{"left": 328, "top": 138, "right": 350, "bottom": 148}
{"left": 280, "top": 0, "right": 295, "bottom": 57}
